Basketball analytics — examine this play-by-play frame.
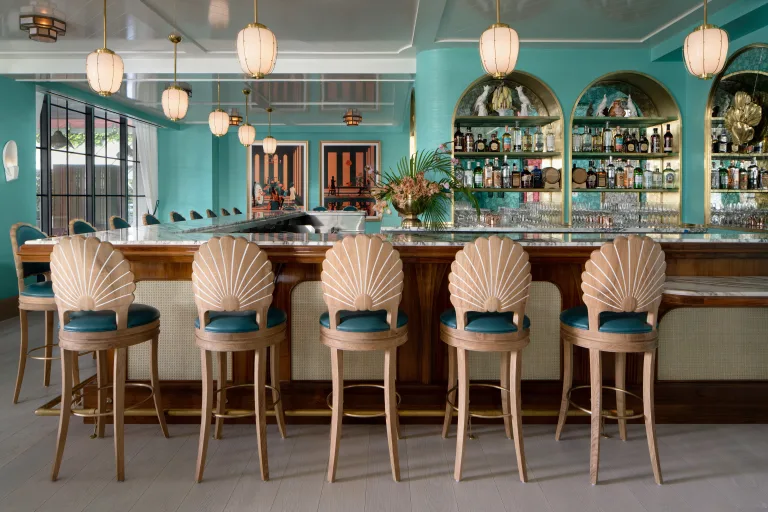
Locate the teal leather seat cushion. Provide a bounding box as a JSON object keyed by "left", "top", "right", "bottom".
{"left": 64, "top": 304, "right": 160, "bottom": 332}
{"left": 319, "top": 310, "right": 408, "bottom": 333}
{"left": 71, "top": 220, "right": 96, "bottom": 234}
{"left": 20, "top": 281, "right": 54, "bottom": 298}
{"left": 440, "top": 309, "right": 530, "bottom": 333}
{"left": 560, "top": 305, "right": 653, "bottom": 334}
{"left": 194, "top": 308, "right": 287, "bottom": 333}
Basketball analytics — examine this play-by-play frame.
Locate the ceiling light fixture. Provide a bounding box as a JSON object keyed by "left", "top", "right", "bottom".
{"left": 236, "top": 0, "right": 278, "bottom": 79}
{"left": 684, "top": 0, "right": 728, "bottom": 80}
{"left": 238, "top": 89, "right": 256, "bottom": 146}
{"left": 86, "top": 0, "right": 123, "bottom": 96}
{"left": 209, "top": 78, "right": 230, "bottom": 136}
{"left": 19, "top": 2, "right": 67, "bottom": 43}
{"left": 229, "top": 109, "right": 243, "bottom": 126}
{"left": 162, "top": 34, "right": 189, "bottom": 121}
{"left": 343, "top": 108, "right": 363, "bottom": 126}
{"left": 479, "top": 0, "right": 519, "bottom": 79}
{"left": 262, "top": 107, "right": 277, "bottom": 155}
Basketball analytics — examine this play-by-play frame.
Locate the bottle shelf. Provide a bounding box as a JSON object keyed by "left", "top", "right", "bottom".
{"left": 711, "top": 153, "right": 768, "bottom": 159}
{"left": 454, "top": 152, "right": 561, "bottom": 158}
{"left": 573, "top": 188, "right": 680, "bottom": 193}
{"left": 455, "top": 116, "right": 560, "bottom": 128}
{"left": 710, "top": 189, "right": 768, "bottom": 193}
{"left": 572, "top": 152, "right": 679, "bottom": 159}
{"left": 468, "top": 187, "right": 561, "bottom": 193}
{"left": 572, "top": 116, "right": 678, "bottom": 127}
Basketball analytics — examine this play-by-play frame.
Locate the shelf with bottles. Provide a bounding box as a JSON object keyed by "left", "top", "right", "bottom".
{"left": 455, "top": 151, "right": 561, "bottom": 158}
{"left": 454, "top": 115, "right": 559, "bottom": 128}
{"left": 573, "top": 188, "right": 679, "bottom": 193}
{"left": 470, "top": 187, "right": 560, "bottom": 193}
{"left": 571, "top": 116, "right": 678, "bottom": 128}
{"left": 711, "top": 189, "right": 768, "bottom": 193}
{"left": 572, "top": 152, "right": 678, "bottom": 159}
{"left": 711, "top": 153, "right": 768, "bottom": 160}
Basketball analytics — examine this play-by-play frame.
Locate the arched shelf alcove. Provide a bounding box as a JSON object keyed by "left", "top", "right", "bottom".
{"left": 450, "top": 72, "right": 565, "bottom": 227}
{"left": 569, "top": 72, "right": 682, "bottom": 228}
{"left": 705, "top": 43, "right": 768, "bottom": 230}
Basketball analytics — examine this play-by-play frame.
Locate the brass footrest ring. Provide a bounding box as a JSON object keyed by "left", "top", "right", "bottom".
{"left": 27, "top": 345, "right": 95, "bottom": 361}
{"left": 326, "top": 384, "right": 402, "bottom": 419}
{"left": 71, "top": 383, "right": 154, "bottom": 418}
{"left": 446, "top": 383, "right": 511, "bottom": 420}
{"left": 213, "top": 383, "right": 281, "bottom": 419}
{"left": 566, "top": 385, "right": 644, "bottom": 421}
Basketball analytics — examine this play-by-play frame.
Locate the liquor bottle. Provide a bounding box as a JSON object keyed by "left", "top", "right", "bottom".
{"left": 534, "top": 126, "right": 545, "bottom": 152}
{"left": 729, "top": 161, "right": 739, "bottom": 190}
{"left": 464, "top": 161, "right": 474, "bottom": 188}
{"left": 483, "top": 158, "right": 494, "bottom": 188}
{"left": 614, "top": 127, "right": 624, "bottom": 153}
{"left": 513, "top": 122, "right": 522, "bottom": 152}
{"left": 511, "top": 163, "right": 521, "bottom": 188}
{"left": 634, "top": 161, "right": 644, "bottom": 189}
{"left": 615, "top": 159, "right": 625, "bottom": 189}
{"left": 650, "top": 128, "right": 661, "bottom": 153}
{"left": 739, "top": 162, "right": 749, "bottom": 190}
{"left": 760, "top": 166, "right": 768, "bottom": 190}
{"left": 582, "top": 127, "right": 592, "bottom": 152}
{"left": 719, "top": 164, "right": 729, "bottom": 190}
{"left": 603, "top": 122, "right": 613, "bottom": 152}
{"left": 596, "top": 162, "right": 607, "bottom": 188}
{"left": 718, "top": 129, "right": 728, "bottom": 154}
{"left": 501, "top": 156, "right": 511, "bottom": 188}
{"left": 639, "top": 130, "right": 649, "bottom": 153}
{"left": 652, "top": 165, "right": 663, "bottom": 189}
{"left": 502, "top": 126, "right": 512, "bottom": 152}
{"left": 465, "top": 129, "right": 475, "bottom": 153}
{"left": 643, "top": 162, "right": 654, "bottom": 189}
{"left": 591, "top": 128, "right": 601, "bottom": 154}
{"left": 474, "top": 160, "right": 483, "bottom": 188}
{"left": 710, "top": 161, "right": 719, "bottom": 189}
{"left": 625, "top": 160, "right": 635, "bottom": 189}
{"left": 545, "top": 127, "right": 555, "bottom": 152}
{"left": 586, "top": 161, "right": 597, "bottom": 189}
{"left": 748, "top": 158, "right": 760, "bottom": 190}
{"left": 532, "top": 165, "right": 543, "bottom": 188}
{"left": 606, "top": 158, "right": 616, "bottom": 189}
{"left": 454, "top": 125, "right": 465, "bottom": 152}
{"left": 489, "top": 132, "right": 501, "bottom": 152}
{"left": 492, "top": 157, "right": 502, "bottom": 188}
{"left": 663, "top": 163, "right": 676, "bottom": 189}
{"left": 521, "top": 165, "right": 532, "bottom": 188}
{"left": 572, "top": 127, "right": 583, "bottom": 152}
{"left": 475, "top": 134, "right": 487, "bottom": 152}
{"left": 523, "top": 128, "right": 533, "bottom": 152}
{"left": 711, "top": 129, "right": 719, "bottom": 153}
{"left": 625, "top": 129, "right": 637, "bottom": 153}
{"left": 663, "top": 124, "right": 674, "bottom": 153}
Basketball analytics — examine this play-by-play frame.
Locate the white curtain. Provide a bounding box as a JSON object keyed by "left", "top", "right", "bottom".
{"left": 135, "top": 122, "right": 158, "bottom": 215}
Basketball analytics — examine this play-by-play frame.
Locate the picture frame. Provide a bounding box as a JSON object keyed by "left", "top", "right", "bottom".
{"left": 247, "top": 140, "right": 308, "bottom": 214}
{"left": 319, "top": 140, "right": 381, "bottom": 217}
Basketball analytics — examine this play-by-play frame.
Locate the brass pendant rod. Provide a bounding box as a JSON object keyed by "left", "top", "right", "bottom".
{"left": 703, "top": 0, "right": 707, "bottom": 25}
{"left": 173, "top": 41, "right": 177, "bottom": 84}
{"left": 496, "top": 0, "right": 500, "bottom": 24}
{"left": 254, "top": 0, "right": 259, "bottom": 24}
{"left": 217, "top": 76, "right": 221, "bottom": 109}
{"left": 102, "top": 0, "right": 107, "bottom": 48}
{"left": 243, "top": 89, "right": 250, "bottom": 124}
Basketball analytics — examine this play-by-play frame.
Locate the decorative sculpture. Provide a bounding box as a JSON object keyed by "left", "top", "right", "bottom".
{"left": 725, "top": 91, "right": 762, "bottom": 146}
{"left": 596, "top": 94, "right": 608, "bottom": 117}
{"left": 491, "top": 83, "right": 514, "bottom": 116}
{"left": 624, "top": 94, "right": 637, "bottom": 117}
{"left": 516, "top": 86, "right": 532, "bottom": 117}
{"left": 474, "top": 85, "right": 491, "bottom": 117}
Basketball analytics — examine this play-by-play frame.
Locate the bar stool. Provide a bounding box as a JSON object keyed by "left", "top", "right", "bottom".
{"left": 143, "top": 213, "right": 161, "bottom": 226}
{"left": 109, "top": 216, "right": 130, "bottom": 229}
{"left": 320, "top": 234, "right": 407, "bottom": 482}
{"left": 192, "top": 236, "right": 287, "bottom": 482}
{"left": 555, "top": 235, "right": 665, "bottom": 485}
{"left": 232, "top": 207, "right": 242, "bottom": 215}
{"left": 206, "top": 209, "right": 217, "bottom": 219}
{"left": 50, "top": 236, "right": 169, "bottom": 481}
{"left": 312, "top": 206, "right": 327, "bottom": 212}
{"left": 440, "top": 236, "right": 531, "bottom": 482}
{"left": 189, "top": 210, "right": 203, "bottom": 220}
{"left": 220, "top": 208, "right": 231, "bottom": 216}
{"left": 169, "top": 211, "right": 186, "bottom": 222}
{"left": 69, "top": 219, "right": 96, "bottom": 234}
{"left": 342, "top": 206, "right": 358, "bottom": 212}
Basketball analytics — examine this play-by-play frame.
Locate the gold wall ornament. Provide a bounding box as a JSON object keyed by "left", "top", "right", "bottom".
{"left": 491, "top": 83, "right": 514, "bottom": 116}
{"left": 724, "top": 91, "right": 762, "bottom": 145}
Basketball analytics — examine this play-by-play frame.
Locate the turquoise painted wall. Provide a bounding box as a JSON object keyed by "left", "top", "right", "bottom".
{"left": 0, "top": 77, "right": 37, "bottom": 299}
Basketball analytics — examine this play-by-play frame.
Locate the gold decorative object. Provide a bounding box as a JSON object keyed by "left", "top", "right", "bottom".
{"left": 724, "top": 91, "right": 762, "bottom": 145}
{"left": 392, "top": 195, "right": 426, "bottom": 229}
{"left": 491, "top": 83, "right": 514, "bottom": 116}
{"left": 608, "top": 99, "right": 625, "bottom": 117}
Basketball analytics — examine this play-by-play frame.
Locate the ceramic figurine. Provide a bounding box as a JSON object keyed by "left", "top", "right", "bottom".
{"left": 586, "top": 101, "right": 594, "bottom": 117}
{"left": 516, "top": 86, "right": 532, "bottom": 117}
{"left": 474, "top": 85, "right": 491, "bottom": 116}
{"left": 596, "top": 94, "right": 608, "bottom": 117}
{"left": 624, "top": 94, "right": 637, "bottom": 117}
{"left": 608, "top": 99, "right": 625, "bottom": 117}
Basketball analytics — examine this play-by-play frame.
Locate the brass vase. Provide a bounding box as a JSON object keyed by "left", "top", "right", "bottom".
{"left": 392, "top": 195, "right": 426, "bottom": 229}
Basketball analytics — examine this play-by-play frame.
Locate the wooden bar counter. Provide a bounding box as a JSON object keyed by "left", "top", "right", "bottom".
{"left": 19, "top": 213, "right": 768, "bottom": 424}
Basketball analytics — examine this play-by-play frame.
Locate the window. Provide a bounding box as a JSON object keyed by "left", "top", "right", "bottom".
{"left": 36, "top": 93, "right": 144, "bottom": 235}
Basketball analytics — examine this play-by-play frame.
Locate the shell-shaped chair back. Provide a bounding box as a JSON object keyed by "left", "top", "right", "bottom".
{"left": 206, "top": 209, "right": 217, "bottom": 218}
{"left": 313, "top": 206, "right": 328, "bottom": 212}
{"left": 69, "top": 219, "right": 96, "bottom": 235}
{"left": 448, "top": 236, "right": 531, "bottom": 330}
{"left": 169, "top": 211, "right": 186, "bottom": 222}
{"left": 10, "top": 222, "right": 50, "bottom": 292}
{"left": 143, "top": 213, "right": 161, "bottom": 226}
{"left": 321, "top": 234, "right": 404, "bottom": 330}
{"left": 342, "top": 206, "right": 358, "bottom": 212}
{"left": 581, "top": 235, "right": 666, "bottom": 331}
{"left": 189, "top": 210, "right": 203, "bottom": 220}
{"left": 232, "top": 207, "right": 242, "bottom": 215}
{"left": 221, "top": 208, "right": 231, "bottom": 216}
{"left": 50, "top": 236, "right": 136, "bottom": 329}
{"left": 191, "top": 236, "right": 275, "bottom": 329}
{"left": 109, "top": 216, "right": 130, "bottom": 230}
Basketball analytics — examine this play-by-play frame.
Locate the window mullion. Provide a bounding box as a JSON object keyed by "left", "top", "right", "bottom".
{"left": 86, "top": 105, "right": 94, "bottom": 224}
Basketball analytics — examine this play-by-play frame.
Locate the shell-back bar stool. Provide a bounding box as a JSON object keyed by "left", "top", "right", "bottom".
{"left": 232, "top": 207, "right": 243, "bottom": 215}
{"left": 206, "top": 209, "right": 217, "bottom": 219}
{"left": 192, "top": 236, "right": 287, "bottom": 482}
{"left": 320, "top": 234, "right": 407, "bottom": 483}
{"left": 50, "top": 236, "right": 169, "bottom": 481}
{"left": 69, "top": 218, "right": 96, "bottom": 235}
{"left": 440, "top": 235, "right": 532, "bottom": 482}
{"left": 143, "top": 213, "right": 161, "bottom": 226}
{"left": 109, "top": 216, "right": 131, "bottom": 230}
{"left": 555, "top": 235, "right": 665, "bottom": 485}
{"left": 169, "top": 211, "right": 186, "bottom": 222}
{"left": 189, "top": 210, "right": 203, "bottom": 220}
{"left": 220, "top": 208, "right": 231, "bottom": 216}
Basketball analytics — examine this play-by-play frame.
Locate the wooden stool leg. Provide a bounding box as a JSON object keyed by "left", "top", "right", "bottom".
{"left": 327, "top": 348, "right": 343, "bottom": 483}
{"left": 71, "top": 353, "right": 81, "bottom": 389}
{"left": 589, "top": 348, "right": 602, "bottom": 485}
{"left": 270, "top": 343, "right": 287, "bottom": 439}
{"left": 51, "top": 349, "right": 73, "bottom": 481}
{"left": 441, "top": 345, "right": 457, "bottom": 439}
{"left": 615, "top": 352, "right": 628, "bottom": 441}
{"left": 214, "top": 352, "right": 227, "bottom": 440}
{"left": 500, "top": 351, "right": 512, "bottom": 440}
{"left": 453, "top": 347, "right": 469, "bottom": 482}
{"left": 384, "top": 347, "right": 400, "bottom": 482}
{"left": 151, "top": 335, "right": 169, "bottom": 438}
{"left": 510, "top": 350, "right": 527, "bottom": 482}
{"left": 113, "top": 347, "right": 127, "bottom": 482}
{"left": 254, "top": 347, "right": 269, "bottom": 481}
{"left": 96, "top": 350, "right": 109, "bottom": 438}
{"left": 13, "top": 310, "right": 29, "bottom": 404}
{"left": 195, "top": 349, "right": 213, "bottom": 483}
{"left": 555, "top": 341, "right": 572, "bottom": 441}
{"left": 643, "top": 350, "right": 662, "bottom": 485}
{"left": 44, "top": 311, "right": 54, "bottom": 387}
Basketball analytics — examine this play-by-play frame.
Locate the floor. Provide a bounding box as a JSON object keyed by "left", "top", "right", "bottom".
{"left": 2, "top": 316, "right": 768, "bottom": 512}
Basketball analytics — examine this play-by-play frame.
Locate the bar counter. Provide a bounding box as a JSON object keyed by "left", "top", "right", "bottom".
{"left": 19, "top": 213, "right": 768, "bottom": 424}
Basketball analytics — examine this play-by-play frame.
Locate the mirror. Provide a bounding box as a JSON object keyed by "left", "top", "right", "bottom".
{"left": 3, "top": 141, "right": 18, "bottom": 182}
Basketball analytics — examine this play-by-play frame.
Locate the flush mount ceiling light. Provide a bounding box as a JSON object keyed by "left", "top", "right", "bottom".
{"left": 236, "top": 0, "right": 278, "bottom": 79}
{"left": 479, "top": 0, "right": 519, "bottom": 79}
{"left": 229, "top": 108, "right": 243, "bottom": 126}
{"left": 262, "top": 107, "right": 277, "bottom": 155}
{"left": 238, "top": 89, "right": 256, "bottom": 146}
{"left": 209, "top": 78, "right": 230, "bottom": 136}
{"left": 343, "top": 108, "right": 362, "bottom": 126}
{"left": 684, "top": 0, "right": 728, "bottom": 80}
{"left": 19, "top": 2, "right": 67, "bottom": 43}
{"left": 162, "top": 34, "right": 189, "bottom": 121}
{"left": 86, "top": 0, "right": 123, "bottom": 96}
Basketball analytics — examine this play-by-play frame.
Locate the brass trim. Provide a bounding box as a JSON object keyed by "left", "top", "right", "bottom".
{"left": 212, "top": 383, "right": 281, "bottom": 419}
{"left": 71, "top": 383, "right": 155, "bottom": 418}
{"left": 325, "top": 383, "right": 402, "bottom": 419}
{"left": 446, "top": 383, "right": 511, "bottom": 419}
{"left": 566, "top": 384, "right": 642, "bottom": 420}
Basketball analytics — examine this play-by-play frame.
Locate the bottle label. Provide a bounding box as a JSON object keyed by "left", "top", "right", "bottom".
{"left": 502, "top": 136, "right": 512, "bottom": 152}
{"left": 626, "top": 143, "right": 635, "bottom": 152}
{"left": 640, "top": 143, "right": 649, "bottom": 152}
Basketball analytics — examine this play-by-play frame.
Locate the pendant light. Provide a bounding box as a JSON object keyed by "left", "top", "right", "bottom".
{"left": 19, "top": 2, "right": 67, "bottom": 43}
{"left": 162, "top": 34, "right": 189, "bottom": 121}
{"left": 236, "top": 0, "right": 278, "bottom": 79}
{"left": 684, "top": 0, "right": 728, "bottom": 80}
{"left": 262, "top": 107, "right": 277, "bottom": 155}
{"left": 343, "top": 108, "right": 362, "bottom": 126}
{"left": 209, "top": 78, "right": 230, "bottom": 136}
{"left": 86, "top": 0, "right": 123, "bottom": 96}
{"left": 238, "top": 89, "right": 256, "bottom": 146}
{"left": 229, "top": 109, "right": 243, "bottom": 126}
{"left": 479, "top": 0, "right": 519, "bottom": 79}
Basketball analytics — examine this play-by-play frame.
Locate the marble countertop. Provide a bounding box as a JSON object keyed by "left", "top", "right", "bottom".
{"left": 664, "top": 276, "right": 768, "bottom": 297}
{"left": 383, "top": 226, "right": 709, "bottom": 234}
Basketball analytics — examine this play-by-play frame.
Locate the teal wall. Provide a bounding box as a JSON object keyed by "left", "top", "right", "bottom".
{"left": 0, "top": 77, "right": 37, "bottom": 299}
